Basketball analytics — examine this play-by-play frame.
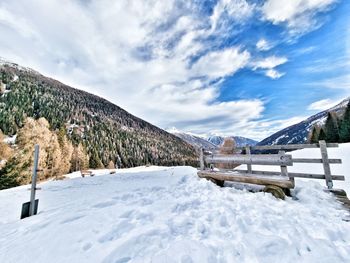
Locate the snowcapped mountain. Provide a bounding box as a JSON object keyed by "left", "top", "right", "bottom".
{"left": 258, "top": 97, "right": 350, "bottom": 146}
{"left": 168, "top": 128, "right": 258, "bottom": 149}
{"left": 207, "top": 135, "right": 258, "bottom": 147}
{"left": 167, "top": 128, "right": 217, "bottom": 150}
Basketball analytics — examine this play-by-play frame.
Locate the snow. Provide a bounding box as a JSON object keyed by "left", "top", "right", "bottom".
{"left": 1, "top": 164, "right": 350, "bottom": 262}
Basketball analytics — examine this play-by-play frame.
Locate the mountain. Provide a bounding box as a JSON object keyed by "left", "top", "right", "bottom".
{"left": 207, "top": 135, "right": 258, "bottom": 147}
{"left": 258, "top": 98, "right": 350, "bottom": 146}
{"left": 168, "top": 129, "right": 217, "bottom": 150}
{"left": 0, "top": 60, "right": 198, "bottom": 171}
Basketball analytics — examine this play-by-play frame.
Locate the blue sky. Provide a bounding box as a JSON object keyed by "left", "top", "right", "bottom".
{"left": 0, "top": 0, "right": 349, "bottom": 140}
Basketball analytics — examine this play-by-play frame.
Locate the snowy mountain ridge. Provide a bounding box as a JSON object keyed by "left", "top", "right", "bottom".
{"left": 207, "top": 135, "right": 258, "bottom": 147}
{"left": 167, "top": 128, "right": 258, "bottom": 149}
{"left": 167, "top": 129, "right": 218, "bottom": 150}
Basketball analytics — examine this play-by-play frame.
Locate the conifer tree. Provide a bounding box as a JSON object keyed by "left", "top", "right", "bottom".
{"left": 324, "top": 112, "right": 339, "bottom": 142}
{"left": 318, "top": 128, "right": 327, "bottom": 141}
{"left": 309, "top": 126, "right": 320, "bottom": 143}
{"left": 339, "top": 102, "right": 350, "bottom": 142}
{"left": 89, "top": 149, "right": 104, "bottom": 169}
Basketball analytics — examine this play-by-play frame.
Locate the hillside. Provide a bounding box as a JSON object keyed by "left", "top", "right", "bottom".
{"left": 207, "top": 135, "right": 258, "bottom": 147}
{"left": 1, "top": 164, "right": 349, "bottom": 262}
{"left": 0, "top": 62, "right": 198, "bottom": 176}
{"left": 258, "top": 98, "right": 350, "bottom": 146}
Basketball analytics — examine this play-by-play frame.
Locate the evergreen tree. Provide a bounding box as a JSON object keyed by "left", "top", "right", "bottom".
{"left": 0, "top": 157, "right": 19, "bottom": 190}
{"left": 324, "top": 112, "right": 339, "bottom": 142}
{"left": 309, "top": 126, "right": 320, "bottom": 143}
{"left": 89, "top": 149, "right": 104, "bottom": 169}
{"left": 339, "top": 102, "right": 350, "bottom": 142}
{"left": 318, "top": 128, "right": 327, "bottom": 141}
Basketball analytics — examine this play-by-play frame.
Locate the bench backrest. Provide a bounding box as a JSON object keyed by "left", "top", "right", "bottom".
{"left": 205, "top": 153, "right": 292, "bottom": 166}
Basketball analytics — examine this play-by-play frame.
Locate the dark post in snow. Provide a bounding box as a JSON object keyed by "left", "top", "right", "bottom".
{"left": 21, "top": 144, "right": 40, "bottom": 219}
{"left": 29, "top": 144, "right": 40, "bottom": 216}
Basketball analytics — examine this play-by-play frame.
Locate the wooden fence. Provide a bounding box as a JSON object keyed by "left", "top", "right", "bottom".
{"left": 199, "top": 140, "right": 344, "bottom": 190}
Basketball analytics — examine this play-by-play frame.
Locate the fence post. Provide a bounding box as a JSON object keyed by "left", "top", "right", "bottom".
{"left": 199, "top": 148, "right": 205, "bottom": 170}
{"left": 29, "top": 144, "right": 40, "bottom": 216}
{"left": 319, "top": 140, "right": 333, "bottom": 189}
{"left": 278, "top": 151, "right": 289, "bottom": 177}
{"left": 245, "top": 145, "right": 252, "bottom": 173}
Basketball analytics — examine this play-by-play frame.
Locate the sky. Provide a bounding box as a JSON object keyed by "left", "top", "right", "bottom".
{"left": 0, "top": 0, "right": 349, "bottom": 141}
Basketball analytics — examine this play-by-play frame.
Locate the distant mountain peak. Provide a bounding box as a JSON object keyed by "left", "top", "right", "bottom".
{"left": 207, "top": 135, "right": 258, "bottom": 147}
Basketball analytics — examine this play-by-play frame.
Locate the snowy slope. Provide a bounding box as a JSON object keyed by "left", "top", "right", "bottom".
{"left": 258, "top": 97, "right": 349, "bottom": 146}
{"left": 1, "top": 166, "right": 350, "bottom": 262}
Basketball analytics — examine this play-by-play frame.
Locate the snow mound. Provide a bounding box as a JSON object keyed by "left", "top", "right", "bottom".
{"left": 0, "top": 166, "right": 350, "bottom": 262}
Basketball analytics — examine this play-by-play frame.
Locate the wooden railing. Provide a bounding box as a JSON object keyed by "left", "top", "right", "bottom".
{"left": 200, "top": 140, "right": 344, "bottom": 189}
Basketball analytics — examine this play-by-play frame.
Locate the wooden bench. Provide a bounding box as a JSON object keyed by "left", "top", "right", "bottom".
{"left": 81, "top": 170, "right": 94, "bottom": 177}
{"left": 199, "top": 151, "right": 294, "bottom": 199}
{"left": 198, "top": 140, "right": 345, "bottom": 199}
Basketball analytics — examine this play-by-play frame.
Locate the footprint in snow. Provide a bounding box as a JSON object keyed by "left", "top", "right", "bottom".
{"left": 92, "top": 200, "right": 116, "bottom": 208}
{"left": 98, "top": 220, "right": 134, "bottom": 243}
{"left": 60, "top": 215, "right": 85, "bottom": 224}
{"left": 82, "top": 242, "right": 92, "bottom": 251}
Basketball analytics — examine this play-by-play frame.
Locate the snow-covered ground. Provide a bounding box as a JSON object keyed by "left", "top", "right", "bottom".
{"left": 0, "top": 162, "right": 350, "bottom": 262}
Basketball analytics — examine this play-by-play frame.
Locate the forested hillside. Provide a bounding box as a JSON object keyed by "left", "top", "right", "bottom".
{"left": 0, "top": 63, "right": 198, "bottom": 189}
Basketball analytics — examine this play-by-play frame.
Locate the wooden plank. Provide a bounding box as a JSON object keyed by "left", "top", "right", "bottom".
{"left": 198, "top": 171, "right": 294, "bottom": 188}
{"left": 239, "top": 143, "right": 339, "bottom": 151}
{"left": 319, "top": 140, "right": 333, "bottom": 189}
{"left": 292, "top": 158, "right": 342, "bottom": 164}
{"left": 232, "top": 169, "right": 345, "bottom": 180}
{"left": 245, "top": 145, "right": 252, "bottom": 173}
{"left": 289, "top": 173, "right": 344, "bottom": 180}
{"left": 204, "top": 153, "right": 293, "bottom": 166}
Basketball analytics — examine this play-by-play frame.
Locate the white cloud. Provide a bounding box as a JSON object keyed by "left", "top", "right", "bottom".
{"left": 210, "top": 0, "right": 255, "bottom": 31}
{"left": 252, "top": 56, "right": 288, "bottom": 69}
{"left": 256, "top": 39, "right": 273, "bottom": 51}
{"left": 191, "top": 47, "right": 250, "bottom": 79}
{"left": 251, "top": 55, "right": 287, "bottom": 79}
{"left": 261, "top": 0, "right": 337, "bottom": 36}
{"left": 307, "top": 99, "right": 342, "bottom": 111}
{"left": 265, "top": 69, "right": 285, "bottom": 79}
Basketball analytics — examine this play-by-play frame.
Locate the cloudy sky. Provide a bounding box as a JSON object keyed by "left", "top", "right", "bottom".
{"left": 0, "top": 0, "right": 349, "bottom": 140}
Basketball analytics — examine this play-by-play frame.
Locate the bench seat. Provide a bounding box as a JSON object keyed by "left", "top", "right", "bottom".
{"left": 198, "top": 170, "right": 295, "bottom": 189}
